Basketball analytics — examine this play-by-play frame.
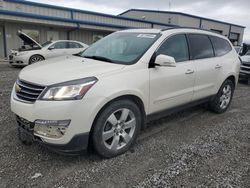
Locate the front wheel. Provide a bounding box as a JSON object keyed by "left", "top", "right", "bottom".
{"left": 209, "top": 79, "right": 235, "bottom": 113}
{"left": 92, "top": 99, "right": 142, "bottom": 158}
{"left": 29, "top": 55, "right": 44, "bottom": 64}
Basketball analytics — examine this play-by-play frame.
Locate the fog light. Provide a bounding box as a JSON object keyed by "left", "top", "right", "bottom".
{"left": 34, "top": 119, "right": 70, "bottom": 139}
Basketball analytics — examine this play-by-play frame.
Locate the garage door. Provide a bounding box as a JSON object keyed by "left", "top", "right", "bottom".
{"left": 0, "top": 26, "right": 5, "bottom": 58}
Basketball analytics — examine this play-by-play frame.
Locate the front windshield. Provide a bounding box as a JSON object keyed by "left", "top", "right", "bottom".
{"left": 80, "top": 32, "right": 160, "bottom": 65}
{"left": 42, "top": 41, "right": 53, "bottom": 48}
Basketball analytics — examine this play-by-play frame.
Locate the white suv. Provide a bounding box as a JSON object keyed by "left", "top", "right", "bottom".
{"left": 11, "top": 28, "right": 240, "bottom": 158}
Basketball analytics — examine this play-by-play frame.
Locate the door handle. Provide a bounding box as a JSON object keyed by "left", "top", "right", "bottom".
{"left": 185, "top": 69, "right": 194, "bottom": 74}
{"left": 215, "top": 64, "right": 222, "bottom": 69}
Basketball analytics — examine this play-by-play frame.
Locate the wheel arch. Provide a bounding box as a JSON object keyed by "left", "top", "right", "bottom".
{"left": 226, "top": 75, "right": 236, "bottom": 88}
{"left": 88, "top": 94, "right": 147, "bottom": 147}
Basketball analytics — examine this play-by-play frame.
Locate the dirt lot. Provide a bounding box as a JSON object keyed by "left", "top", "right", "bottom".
{"left": 0, "top": 62, "right": 250, "bottom": 188}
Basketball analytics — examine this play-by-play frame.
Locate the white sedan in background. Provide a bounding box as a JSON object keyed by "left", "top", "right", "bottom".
{"left": 9, "top": 31, "right": 88, "bottom": 66}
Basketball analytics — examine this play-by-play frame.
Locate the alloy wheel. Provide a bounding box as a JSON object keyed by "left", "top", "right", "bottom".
{"left": 219, "top": 84, "right": 232, "bottom": 109}
{"left": 30, "top": 56, "right": 43, "bottom": 64}
{"left": 102, "top": 108, "right": 136, "bottom": 151}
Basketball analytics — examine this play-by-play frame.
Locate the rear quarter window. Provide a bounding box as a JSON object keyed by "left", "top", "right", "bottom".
{"left": 188, "top": 34, "right": 214, "bottom": 60}
{"left": 209, "top": 36, "right": 232, "bottom": 57}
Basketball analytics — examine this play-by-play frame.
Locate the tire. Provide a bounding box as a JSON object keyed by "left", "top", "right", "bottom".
{"left": 209, "top": 79, "right": 235, "bottom": 113}
{"left": 17, "top": 127, "right": 33, "bottom": 145}
{"left": 29, "top": 55, "right": 44, "bottom": 64}
{"left": 92, "top": 99, "right": 142, "bottom": 158}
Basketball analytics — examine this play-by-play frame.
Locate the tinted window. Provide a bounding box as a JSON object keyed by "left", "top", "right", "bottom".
{"left": 188, "top": 34, "right": 214, "bottom": 60}
{"left": 157, "top": 34, "right": 189, "bottom": 62}
{"left": 68, "top": 42, "right": 83, "bottom": 49}
{"left": 210, "top": 36, "right": 232, "bottom": 56}
{"left": 51, "top": 42, "right": 67, "bottom": 49}
{"left": 81, "top": 32, "right": 160, "bottom": 65}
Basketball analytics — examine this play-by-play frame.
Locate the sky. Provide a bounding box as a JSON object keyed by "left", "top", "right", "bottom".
{"left": 30, "top": 0, "right": 250, "bottom": 43}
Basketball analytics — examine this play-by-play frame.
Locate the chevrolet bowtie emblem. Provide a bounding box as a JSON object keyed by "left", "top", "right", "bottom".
{"left": 15, "top": 84, "right": 21, "bottom": 93}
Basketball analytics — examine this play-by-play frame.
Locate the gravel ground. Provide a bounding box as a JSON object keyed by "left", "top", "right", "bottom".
{"left": 0, "top": 63, "right": 250, "bottom": 188}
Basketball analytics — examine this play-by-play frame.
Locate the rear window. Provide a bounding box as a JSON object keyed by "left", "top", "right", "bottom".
{"left": 210, "top": 36, "right": 232, "bottom": 56}
{"left": 188, "top": 34, "right": 214, "bottom": 60}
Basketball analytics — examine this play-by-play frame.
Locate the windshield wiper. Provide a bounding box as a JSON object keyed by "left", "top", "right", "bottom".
{"left": 83, "top": 55, "right": 114, "bottom": 63}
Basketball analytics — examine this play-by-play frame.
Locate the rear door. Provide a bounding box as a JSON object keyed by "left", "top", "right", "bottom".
{"left": 149, "top": 34, "right": 195, "bottom": 113}
{"left": 187, "top": 34, "right": 221, "bottom": 100}
{"left": 66, "top": 42, "right": 85, "bottom": 55}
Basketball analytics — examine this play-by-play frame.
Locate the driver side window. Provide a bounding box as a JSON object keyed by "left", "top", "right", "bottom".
{"left": 157, "top": 34, "right": 189, "bottom": 63}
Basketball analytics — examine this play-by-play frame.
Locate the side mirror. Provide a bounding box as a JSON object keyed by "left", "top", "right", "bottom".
{"left": 155, "top": 54, "right": 176, "bottom": 67}
{"left": 48, "top": 46, "right": 55, "bottom": 50}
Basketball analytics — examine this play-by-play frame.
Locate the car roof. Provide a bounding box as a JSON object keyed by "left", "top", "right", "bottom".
{"left": 121, "top": 27, "right": 228, "bottom": 40}
{"left": 51, "top": 40, "right": 86, "bottom": 44}
{"left": 119, "top": 29, "right": 162, "bottom": 34}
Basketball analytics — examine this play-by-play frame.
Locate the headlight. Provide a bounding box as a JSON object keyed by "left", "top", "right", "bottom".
{"left": 40, "top": 77, "right": 98, "bottom": 101}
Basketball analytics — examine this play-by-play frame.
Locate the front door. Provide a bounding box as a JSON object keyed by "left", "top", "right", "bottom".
{"left": 149, "top": 34, "right": 195, "bottom": 114}
{"left": 0, "top": 26, "right": 5, "bottom": 58}
{"left": 46, "top": 41, "right": 68, "bottom": 58}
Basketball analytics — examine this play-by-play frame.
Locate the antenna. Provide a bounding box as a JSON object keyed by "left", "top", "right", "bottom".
{"left": 169, "top": 0, "right": 172, "bottom": 11}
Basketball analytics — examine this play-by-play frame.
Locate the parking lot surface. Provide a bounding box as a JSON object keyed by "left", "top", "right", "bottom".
{"left": 0, "top": 63, "right": 249, "bottom": 188}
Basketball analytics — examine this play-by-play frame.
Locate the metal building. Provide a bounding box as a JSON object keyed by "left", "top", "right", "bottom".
{"left": 119, "top": 9, "right": 245, "bottom": 45}
{"left": 0, "top": 0, "right": 245, "bottom": 59}
{"left": 0, "top": 0, "right": 175, "bottom": 58}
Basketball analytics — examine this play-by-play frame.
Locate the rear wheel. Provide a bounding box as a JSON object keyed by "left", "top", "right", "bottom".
{"left": 29, "top": 55, "right": 44, "bottom": 64}
{"left": 92, "top": 99, "right": 142, "bottom": 158}
{"left": 209, "top": 79, "right": 234, "bottom": 113}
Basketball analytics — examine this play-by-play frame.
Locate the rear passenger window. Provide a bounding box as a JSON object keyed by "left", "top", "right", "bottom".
{"left": 68, "top": 42, "right": 83, "bottom": 49}
{"left": 157, "top": 34, "right": 189, "bottom": 62}
{"left": 210, "top": 36, "right": 232, "bottom": 56}
{"left": 188, "top": 34, "right": 214, "bottom": 60}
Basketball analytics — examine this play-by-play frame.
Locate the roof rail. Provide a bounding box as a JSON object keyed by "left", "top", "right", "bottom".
{"left": 161, "top": 26, "right": 226, "bottom": 36}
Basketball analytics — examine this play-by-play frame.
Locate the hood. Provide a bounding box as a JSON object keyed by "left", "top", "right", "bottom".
{"left": 19, "top": 55, "right": 125, "bottom": 85}
{"left": 17, "top": 30, "right": 42, "bottom": 49}
{"left": 241, "top": 55, "right": 250, "bottom": 63}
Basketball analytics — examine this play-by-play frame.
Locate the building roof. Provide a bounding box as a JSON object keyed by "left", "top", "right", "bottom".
{"left": 119, "top": 9, "right": 246, "bottom": 29}
{"left": 2, "top": 0, "right": 176, "bottom": 29}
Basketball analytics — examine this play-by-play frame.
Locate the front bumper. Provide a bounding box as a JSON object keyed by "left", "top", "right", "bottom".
{"left": 9, "top": 55, "right": 28, "bottom": 66}
{"left": 239, "top": 71, "right": 250, "bottom": 79}
{"left": 11, "top": 89, "right": 108, "bottom": 152}
{"left": 17, "top": 119, "right": 89, "bottom": 154}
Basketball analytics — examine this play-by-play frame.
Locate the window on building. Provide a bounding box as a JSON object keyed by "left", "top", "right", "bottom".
{"left": 0, "top": 0, "right": 3, "bottom": 8}
{"left": 157, "top": 34, "right": 189, "bottom": 62}
{"left": 210, "top": 29, "right": 223, "bottom": 34}
{"left": 210, "top": 36, "right": 232, "bottom": 57}
{"left": 188, "top": 34, "right": 214, "bottom": 60}
{"left": 229, "top": 32, "right": 240, "bottom": 45}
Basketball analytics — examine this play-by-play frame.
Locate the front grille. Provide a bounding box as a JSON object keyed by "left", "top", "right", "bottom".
{"left": 240, "top": 62, "right": 250, "bottom": 73}
{"left": 15, "top": 79, "right": 45, "bottom": 103}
